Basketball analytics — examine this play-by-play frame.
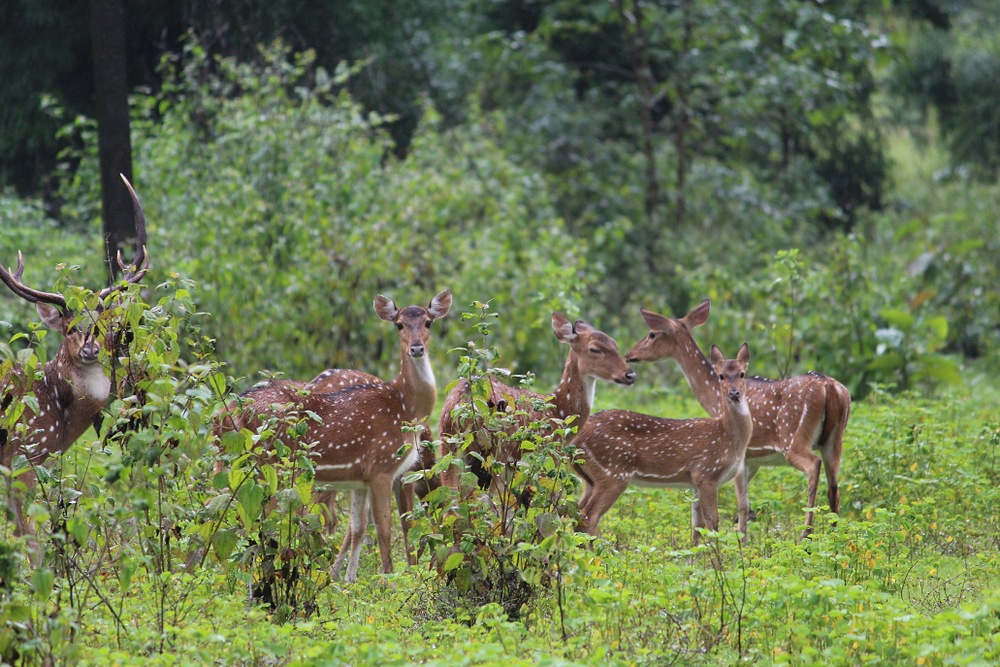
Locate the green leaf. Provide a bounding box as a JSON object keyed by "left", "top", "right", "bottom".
{"left": 868, "top": 353, "right": 905, "bottom": 372}
{"left": 262, "top": 464, "right": 279, "bottom": 494}
{"left": 443, "top": 552, "right": 465, "bottom": 573}
{"left": 30, "top": 568, "right": 54, "bottom": 601}
{"left": 925, "top": 316, "right": 948, "bottom": 341}
{"left": 879, "top": 309, "right": 914, "bottom": 331}
{"left": 212, "top": 529, "right": 238, "bottom": 560}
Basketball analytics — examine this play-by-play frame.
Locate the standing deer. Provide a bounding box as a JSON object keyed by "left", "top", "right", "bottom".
{"left": 0, "top": 175, "right": 149, "bottom": 535}
{"left": 624, "top": 300, "right": 851, "bottom": 536}
{"left": 217, "top": 290, "right": 451, "bottom": 583}
{"left": 438, "top": 313, "right": 636, "bottom": 495}
{"left": 574, "top": 344, "right": 753, "bottom": 546}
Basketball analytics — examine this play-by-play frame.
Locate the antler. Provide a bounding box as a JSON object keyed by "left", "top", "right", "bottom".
{"left": 0, "top": 250, "right": 68, "bottom": 312}
{"left": 98, "top": 175, "right": 150, "bottom": 301}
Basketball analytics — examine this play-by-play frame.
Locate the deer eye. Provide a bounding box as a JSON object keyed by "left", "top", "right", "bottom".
{"left": 740, "top": 372, "right": 745, "bottom": 378}
{"left": 648, "top": 332, "right": 656, "bottom": 339}
{"left": 395, "top": 323, "right": 403, "bottom": 330}
{"left": 425, "top": 320, "right": 432, "bottom": 328}
{"left": 718, "top": 374, "right": 724, "bottom": 380}
{"left": 589, "top": 348, "right": 601, "bottom": 354}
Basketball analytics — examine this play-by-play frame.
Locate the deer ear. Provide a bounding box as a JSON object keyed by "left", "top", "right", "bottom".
{"left": 640, "top": 308, "right": 671, "bottom": 332}
{"left": 573, "top": 320, "right": 595, "bottom": 334}
{"left": 552, "top": 312, "right": 576, "bottom": 343}
{"left": 36, "top": 302, "right": 66, "bottom": 331}
{"left": 710, "top": 344, "right": 724, "bottom": 367}
{"left": 684, "top": 300, "right": 711, "bottom": 328}
{"left": 737, "top": 342, "right": 751, "bottom": 365}
{"left": 373, "top": 295, "right": 399, "bottom": 322}
{"left": 427, "top": 289, "right": 452, "bottom": 320}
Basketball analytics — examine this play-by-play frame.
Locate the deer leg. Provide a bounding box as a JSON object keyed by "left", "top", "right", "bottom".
{"left": 394, "top": 478, "right": 416, "bottom": 567}
{"left": 784, "top": 445, "right": 823, "bottom": 539}
{"left": 579, "top": 477, "right": 629, "bottom": 536}
{"left": 695, "top": 480, "right": 722, "bottom": 568}
{"left": 369, "top": 475, "right": 395, "bottom": 578}
{"left": 690, "top": 496, "right": 704, "bottom": 547}
{"left": 822, "top": 446, "right": 842, "bottom": 520}
{"left": 732, "top": 464, "right": 750, "bottom": 544}
{"left": 334, "top": 489, "right": 371, "bottom": 584}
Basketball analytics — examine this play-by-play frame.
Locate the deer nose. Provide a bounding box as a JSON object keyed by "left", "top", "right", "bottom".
{"left": 80, "top": 342, "right": 101, "bottom": 363}
{"left": 409, "top": 342, "right": 425, "bottom": 358}
{"left": 729, "top": 389, "right": 741, "bottom": 402}
{"left": 623, "top": 370, "right": 637, "bottom": 385}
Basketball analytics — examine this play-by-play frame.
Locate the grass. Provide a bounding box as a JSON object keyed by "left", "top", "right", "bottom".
{"left": 9, "top": 369, "right": 989, "bottom": 666}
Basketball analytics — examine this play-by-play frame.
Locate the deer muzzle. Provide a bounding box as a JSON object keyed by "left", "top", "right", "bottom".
{"left": 409, "top": 342, "right": 426, "bottom": 358}
{"left": 79, "top": 341, "right": 101, "bottom": 364}
{"left": 728, "top": 389, "right": 741, "bottom": 403}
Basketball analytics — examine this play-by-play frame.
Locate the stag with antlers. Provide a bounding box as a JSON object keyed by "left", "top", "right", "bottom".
{"left": 0, "top": 175, "right": 149, "bottom": 536}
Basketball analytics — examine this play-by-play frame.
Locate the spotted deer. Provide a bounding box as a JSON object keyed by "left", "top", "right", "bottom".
{"left": 0, "top": 175, "right": 149, "bottom": 535}
{"left": 625, "top": 300, "right": 851, "bottom": 536}
{"left": 575, "top": 344, "right": 753, "bottom": 546}
{"left": 438, "top": 313, "right": 636, "bottom": 495}
{"left": 216, "top": 290, "right": 451, "bottom": 582}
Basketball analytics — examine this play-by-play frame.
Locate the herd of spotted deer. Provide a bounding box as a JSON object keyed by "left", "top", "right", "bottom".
{"left": 0, "top": 179, "right": 851, "bottom": 584}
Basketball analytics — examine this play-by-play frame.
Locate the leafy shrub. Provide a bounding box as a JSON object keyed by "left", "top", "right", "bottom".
{"left": 51, "top": 40, "right": 584, "bottom": 387}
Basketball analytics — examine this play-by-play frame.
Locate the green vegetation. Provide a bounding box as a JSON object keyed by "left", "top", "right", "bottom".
{"left": 2, "top": 0, "right": 999, "bottom": 664}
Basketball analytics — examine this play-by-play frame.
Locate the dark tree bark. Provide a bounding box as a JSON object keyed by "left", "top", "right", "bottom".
{"left": 91, "top": 0, "right": 135, "bottom": 280}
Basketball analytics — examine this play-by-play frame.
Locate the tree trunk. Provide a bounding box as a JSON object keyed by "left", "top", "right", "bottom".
{"left": 91, "top": 0, "right": 134, "bottom": 280}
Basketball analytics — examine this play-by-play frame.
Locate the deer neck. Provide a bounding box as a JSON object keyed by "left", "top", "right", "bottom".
{"left": 54, "top": 349, "right": 110, "bottom": 406}
{"left": 390, "top": 352, "right": 437, "bottom": 422}
{"left": 672, "top": 336, "right": 724, "bottom": 419}
{"left": 720, "top": 397, "right": 753, "bottom": 456}
{"left": 551, "top": 350, "right": 595, "bottom": 427}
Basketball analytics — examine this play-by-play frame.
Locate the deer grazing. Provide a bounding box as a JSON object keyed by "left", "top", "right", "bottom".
{"left": 0, "top": 175, "right": 149, "bottom": 535}
{"left": 574, "top": 344, "right": 753, "bottom": 545}
{"left": 216, "top": 290, "right": 451, "bottom": 583}
{"left": 625, "top": 300, "right": 851, "bottom": 537}
{"left": 438, "top": 313, "right": 636, "bottom": 494}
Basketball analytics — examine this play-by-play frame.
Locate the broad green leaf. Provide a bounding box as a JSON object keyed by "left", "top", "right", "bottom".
{"left": 443, "top": 552, "right": 465, "bottom": 573}
{"left": 868, "top": 353, "right": 905, "bottom": 371}
{"left": 879, "top": 309, "right": 914, "bottom": 331}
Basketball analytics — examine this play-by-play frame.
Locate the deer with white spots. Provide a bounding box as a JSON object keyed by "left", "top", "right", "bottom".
{"left": 217, "top": 290, "right": 451, "bottom": 583}
{"left": 438, "top": 313, "right": 636, "bottom": 494}
{"left": 0, "top": 175, "right": 149, "bottom": 536}
{"left": 625, "top": 300, "right": 851, "bottom": 537}
{"left": 574, "top": 344, "right": 753, "bottom": 546}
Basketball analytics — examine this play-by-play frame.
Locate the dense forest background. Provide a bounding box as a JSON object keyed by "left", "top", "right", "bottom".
{"left": 2, "top": 0, "right": 997, "bottom": 398}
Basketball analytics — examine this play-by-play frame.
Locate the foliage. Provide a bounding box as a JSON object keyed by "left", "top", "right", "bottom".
{"left": 410, "top": 301, "right": 589, "bottom": 624}
{"left": 51, "top": 41, "right": 583, "bottom": 386}
{"left": 890, "top": 2, "right": 1000, "bottom": 179}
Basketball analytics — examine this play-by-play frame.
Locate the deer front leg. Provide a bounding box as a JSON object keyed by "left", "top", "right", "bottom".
{"left": 733, "top": 464, "right": 750, "bottom": 544}
{"left": 369, "top": 475, "right": 396, "bottom": 578}
{"left": 394, "top": 478, "right": 416, "bottom": 566}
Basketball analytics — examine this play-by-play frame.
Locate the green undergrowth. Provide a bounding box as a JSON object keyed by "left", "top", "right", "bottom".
{"left": 6, "top": 374, "right": 997, "bottom": 666}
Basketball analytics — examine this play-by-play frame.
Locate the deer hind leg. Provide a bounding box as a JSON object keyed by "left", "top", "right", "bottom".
{"left": 369, "top": 475, "right": 396, "bottom": 578}
{"left": 332, "top": 489, "right": 371, "bottom": 583}
{"left": 820, "top": 385, "right": 849, "bottom": 521}
{"left": 784, "top": 443, "right": 823, "bottom": 539}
